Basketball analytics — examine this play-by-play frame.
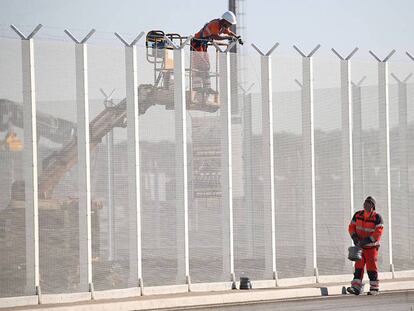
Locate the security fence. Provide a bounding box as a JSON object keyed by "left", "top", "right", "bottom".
{"left": 1, "top": 25, "right": 414, "bottom": 306}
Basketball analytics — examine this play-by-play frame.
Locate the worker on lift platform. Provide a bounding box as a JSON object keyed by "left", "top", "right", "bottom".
{"left": 191, "top": 11, "right": 243, "bottom": 94}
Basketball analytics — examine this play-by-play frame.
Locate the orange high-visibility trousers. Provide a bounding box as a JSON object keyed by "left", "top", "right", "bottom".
{"left": 351, "top": 247, "right": 379, "bottom": 292}
{"left": 190, "top": 39, "right": 211, "bottom": 89}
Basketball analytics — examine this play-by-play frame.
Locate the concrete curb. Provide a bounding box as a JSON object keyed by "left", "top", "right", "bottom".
{"left": 4, "top": 280, "right": 414, "bottom": 311}
{"left": 0, "top": 296, "right": 38, "bottom": 309}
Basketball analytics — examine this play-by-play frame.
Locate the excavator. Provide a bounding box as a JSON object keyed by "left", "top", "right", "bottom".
{"left": 0, "top": 31, "right": 226, "bottom": 292}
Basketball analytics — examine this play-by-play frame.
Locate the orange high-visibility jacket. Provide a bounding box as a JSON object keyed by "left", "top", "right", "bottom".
{"left": 194, "top": 19, "right": 232, "bottom": 40}
{"left": 348, "top": 210, "right": 384, "bottom": 248}
{"left": 192, "top": 19, "right": 232, "bottom": 52}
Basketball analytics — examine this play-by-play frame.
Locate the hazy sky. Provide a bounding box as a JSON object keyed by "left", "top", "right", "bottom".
{"left": 1, "top": 0, "right": 414, "bottom": 60}
{"left": 1, "top": 0, "right": 413, "bottom": 141}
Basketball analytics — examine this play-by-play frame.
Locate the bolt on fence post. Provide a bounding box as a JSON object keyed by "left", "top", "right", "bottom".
{"left": 391, "top": 71, "right": 412, "bottom": 261}
{"left": 251, "top": 42, "right": 279, "bottom": 286}
{"left": 165, "top": 35, "right": 193, "bottom": 290}
{"left": 64, "top": 28, "right": 95, "bottom": 294}
{"left": 216, "top": 42, "right": 236, "bottom": 286}
{"left": 369, "top": 49, "right": 396, "bottom": 277}
{"left": 351, "top": 76, "right": 366, "bottom": 209}
{"left": 114, "top": 31, "right": 145, "bottom": 292}
{"left": 10, "top": 23, "right": 42, "bottom": 298}
{"left": 293, "top": 44, "right": 320, "bottom": 282}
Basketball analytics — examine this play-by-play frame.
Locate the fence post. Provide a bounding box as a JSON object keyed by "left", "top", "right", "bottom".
{"left": 165, "top": 36, "right": 193, "bottom": 289}
{"left": 293, "top": 44, "right": 320, "bottom": 281}
{"left": 251, "top": 43, "right": 279, "bottom": 285}
{"left": 64, "top": 28, "right": 95, "bottom": 293}
{"left": 100, "top": 88, "right": 117, "bottom": 261}
{"left": 240, "top": 84, "right": 254, "bottom": 258}
{"left": 115, "top": 32, "right": 145, "bottom": 291}
{"left": 391, "top": 71, "right": 412, "bottom": 261}
{"left": 332, "top": 48, "right": 358, "bottom": 218}
{"left": 369, "top": 49, "right": 396, "bottom": 277}
{"left": 404, "top": 52, "right": 414, "bottom": 260}
{"left": 351, "top": 76, "right": 366, "bottom": 208}
{"left": 332, "top": 48, "right": 358, "bottom": 268}
{"left": 10, "top": 24, "right": 42, "bottom": 299}
{"left": 215, "top": 42, "right": 236, "bottom": 286}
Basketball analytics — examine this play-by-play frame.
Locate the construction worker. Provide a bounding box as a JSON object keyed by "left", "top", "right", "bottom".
{"left": 347, "top": 196, "right": 384, "bottom": 295}
{"left": 190, "top": 11, "right": 243, "bottom": 93}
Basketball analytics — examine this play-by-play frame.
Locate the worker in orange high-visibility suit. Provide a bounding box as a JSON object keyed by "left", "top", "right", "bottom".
{"left": 190, "top": 11, "right": 243, "bottom": 93}
{"left": 347, "top": 196, "right": 384, "bottom": 296}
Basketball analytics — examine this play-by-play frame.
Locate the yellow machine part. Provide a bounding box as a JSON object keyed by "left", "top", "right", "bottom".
{"left": 164, "top": 49, "right": 174, "bottom": 69}
{"left": 6, "top": 133, "right": 22, "bottom": 152}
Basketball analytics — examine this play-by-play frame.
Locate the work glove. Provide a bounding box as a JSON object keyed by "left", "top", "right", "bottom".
{"left": 351, "top": 233, "right": 359, "bottom": 246}
{"left": 236, "top": 36, "right": 244, "bottom": 45}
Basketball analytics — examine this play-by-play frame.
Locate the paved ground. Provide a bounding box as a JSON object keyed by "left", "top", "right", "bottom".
{"left": 4, "top": 278, "right": 414, "bottom": 310}
{"left": 177, "top": 290, "right": 414, "bottom": 311}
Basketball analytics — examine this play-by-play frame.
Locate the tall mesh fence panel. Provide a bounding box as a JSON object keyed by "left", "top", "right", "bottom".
{"left": 313, "top": 57, "right": 350, "bottom": 276}
{"left": 187, "top": 48, "right": 228, "bottom": 283}
{"left": 233, "top": 52, "right": 272, "bottom": 281}
{"left": 0, "top": 38, "right": 26, "bottom": 298}
{"left": 388, "top": 61, "right": 414, "bottom": 271}
{"left": 2, "top": 35, "right": 414, "bottom": 298}
{"left": 272, "top": 55, "right": 313, "bottom": 278}
{"left": 87, "top": 44, "right": 129, "bottom": 290}
{"left": 35, "top": 40, "right": 80, "bottom": 293}
{"left": 353, "top": 60, "right": 389, "bottom": 272}
{"left": 138, "top": 45, "right": 182, "bottom": 286}
{"left": 407, "top": 81, "right": 414, "bottom": 270}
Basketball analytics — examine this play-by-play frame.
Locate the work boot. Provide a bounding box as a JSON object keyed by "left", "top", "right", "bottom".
{"left": 367, "top": 290, "right": 379, "bottom": 296}
{"left": 346, "top": 286, "right": 361, "bottom": 295}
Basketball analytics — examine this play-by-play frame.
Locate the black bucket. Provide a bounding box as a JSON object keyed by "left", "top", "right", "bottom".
{"left": 239, "top": 277, "right": 252, "bottom": 290}
{"left": 348, "top": 246, "right": 362, "bottom": 261}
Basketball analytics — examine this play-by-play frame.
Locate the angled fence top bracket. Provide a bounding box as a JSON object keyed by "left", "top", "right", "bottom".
{"left": 331, "top": 47, "right": 359, "bottom": 60}
{"left": 351, "top": 76, "right": 367, "bottom": 88}
{"left": 10, "top": 24, "right": 42, "bottom": 40}
{"left": 369, "top": 49, "right": 396, "bottom": 62}
{"left": 64, "top": 29, "right": 96, "bottom": 44}
{"left": 403, "top": 73, "right": 413, "bottom": 82}
{"left": 100, "top": 88, "right": 116, "bottom": 99}
{"left": 213, "top": 40, "right": 236, "bottom": 53}
{"left": 391, "top": 72, "right": 413, "bottom": 84}
{"left": 115, "top": 32, "right": 145, "bottom": 47}
{"left": 293, "top": 44, "right": 321, "bottom": 58}
{"left": 238, "top": 82, "right": 255, "bottom": 94}
{"left": 164, "top": 35, "right": 193, "bottom": 50}
{"left": 251, "top": 43, "right": 279, "bottom": 56}
{"left": 100, "top": 88, "right": 116, "bottom": 108}
{"left": 406, "top": 52, "right": 414, "bottom": 61}
{"left": 294, "top": 79, "right": 303, "bottom": 88}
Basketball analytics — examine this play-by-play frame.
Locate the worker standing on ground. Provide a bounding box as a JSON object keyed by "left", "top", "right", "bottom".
{"left": 347, "top": 196, "right": 384, "bottom": 295}
{"left": 190, "top": 11, "right": 243, "bottom": 93}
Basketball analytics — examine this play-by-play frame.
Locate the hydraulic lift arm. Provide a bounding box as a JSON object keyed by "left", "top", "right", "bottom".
{"left": 37, "top": 99, "right": 127, "bottom": 199}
